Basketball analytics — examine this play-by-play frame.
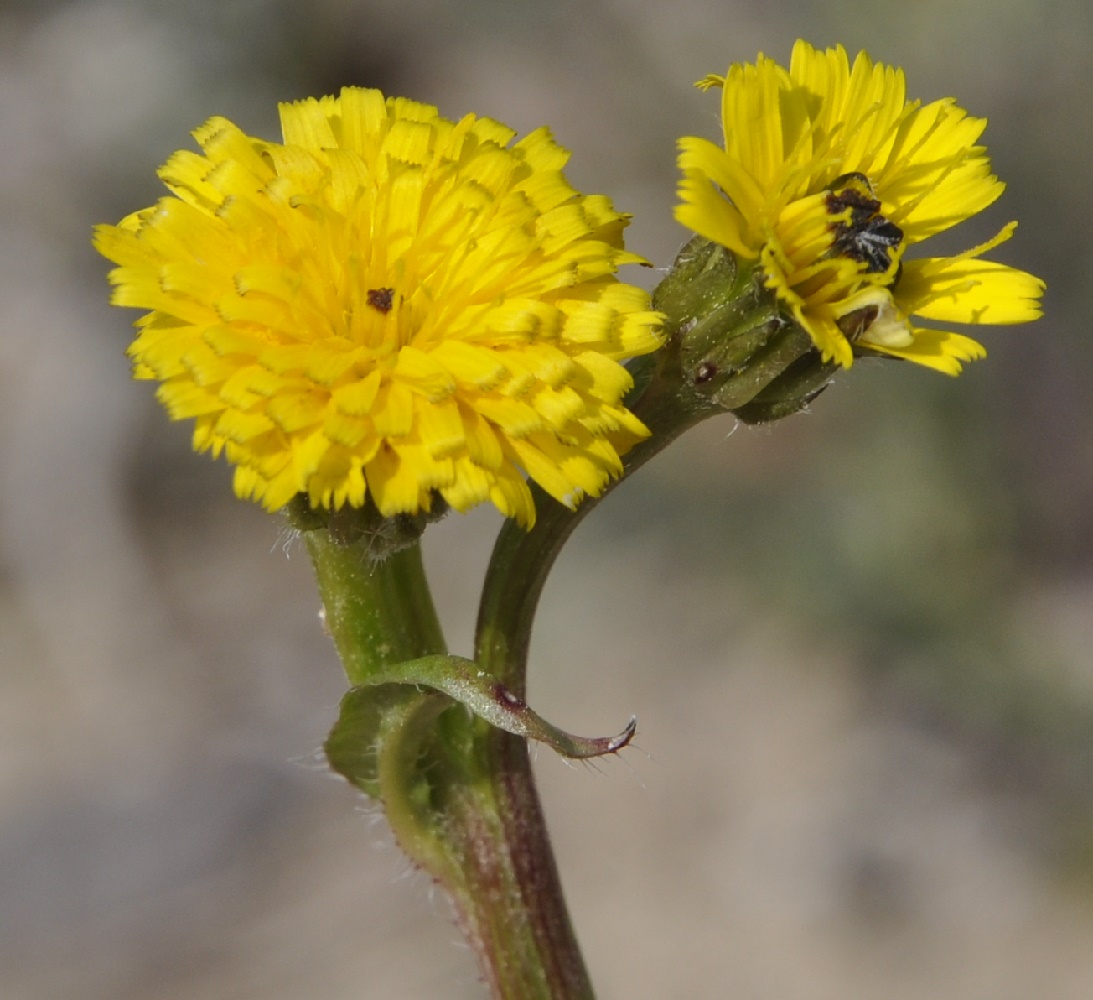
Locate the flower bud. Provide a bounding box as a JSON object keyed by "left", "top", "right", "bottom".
{"left": 635, "top": 236, "right": 833, "bottom": 431}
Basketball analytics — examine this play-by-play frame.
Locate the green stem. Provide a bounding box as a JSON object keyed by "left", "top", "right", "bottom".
{"left": 450, "top": 368, "right": 707, "bottom": 1000}
{"left": 444, "top": 728, "right": 598, "bottom": 999}
{"left": 461, "top": 245, "right": 808, "bottom": 992}
{"left": 306, "top": 529, "right": 603, "bottom": 999}
{"left": 304, "top": 532, "right": 447, "bottom": 684}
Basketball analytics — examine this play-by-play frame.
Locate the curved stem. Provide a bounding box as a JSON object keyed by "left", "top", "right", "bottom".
{"left": 455, "top": 363, "right": 706, "bottom": 999}
{"left": 475, "top": 360, "right": 704, "bottom": 689}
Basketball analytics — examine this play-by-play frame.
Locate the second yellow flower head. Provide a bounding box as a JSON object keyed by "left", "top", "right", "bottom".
{"left": 676, "top": 40, "right": 1044, "bottom": 373}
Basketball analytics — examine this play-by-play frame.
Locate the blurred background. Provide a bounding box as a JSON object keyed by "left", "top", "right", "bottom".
{"left": 3, "top": 0, "right": 1092, "bottom": 997}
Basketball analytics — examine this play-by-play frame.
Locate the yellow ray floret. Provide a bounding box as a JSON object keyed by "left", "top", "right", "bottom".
{"left": 95, "top": 88, "right": 663, "bottom": 525}
{"left": 675, "top": 40, "right": 1044, "bottom": 374}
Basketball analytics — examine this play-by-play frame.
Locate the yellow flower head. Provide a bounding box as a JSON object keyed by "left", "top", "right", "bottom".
{"left": 95, "top": 88, "right": 662, "bottom": 526}
{"left": 676, "top": 40, "right": 1044, "bottom": 373}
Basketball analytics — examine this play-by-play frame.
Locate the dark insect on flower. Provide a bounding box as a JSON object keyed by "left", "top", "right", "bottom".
{"left": 825, "top": 174, "right": 904, "bottom": 275}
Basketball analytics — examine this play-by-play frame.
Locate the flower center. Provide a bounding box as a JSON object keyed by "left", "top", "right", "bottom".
{"left": 824, "top": 173, "right": 904, "bottom": 278}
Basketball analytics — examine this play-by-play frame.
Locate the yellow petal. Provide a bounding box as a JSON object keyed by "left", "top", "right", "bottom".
{"left": 867, "top": 328, "right": 987, "bottom": 375}
{"left": 899, "top": 258, "right": 1045, "bottom": 325}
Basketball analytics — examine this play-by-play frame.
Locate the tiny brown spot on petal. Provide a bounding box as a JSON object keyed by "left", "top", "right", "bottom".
{"left": 367, "top": 287, "right": 395, "bottom": 314}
